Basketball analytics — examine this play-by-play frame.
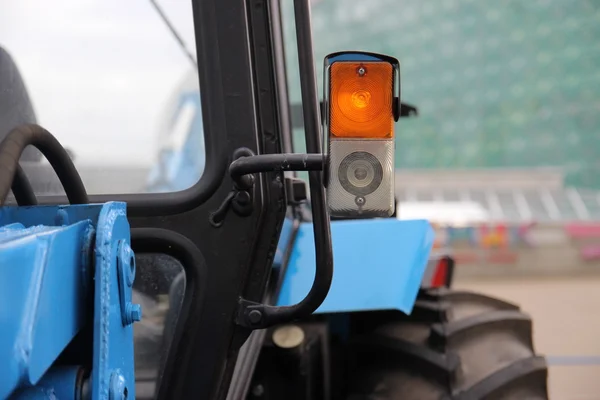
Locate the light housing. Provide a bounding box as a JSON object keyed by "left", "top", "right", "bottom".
{"left": 323, "top": 51, "right": 400, "bottom": 218}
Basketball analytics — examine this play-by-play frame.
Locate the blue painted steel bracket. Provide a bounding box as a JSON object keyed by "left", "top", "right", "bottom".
{"left": 276, "top": 218, "right": 434, "bottom": 314}
{"left": 0, "top": 219, "right": 93, "bottom": 399}
{"left": 11, "top": 366, "right": 84, "bottom": 400}
{"left": 91, "top": 203, "right": 137, "bottom": 400}
{"left": 0, "top": 202, "right": 138, "bottom": 400}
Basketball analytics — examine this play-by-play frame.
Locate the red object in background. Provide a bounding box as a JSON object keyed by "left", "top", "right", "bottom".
{"left": 453, "top": 252, "right": 479, "bottom": 264}
{"left": 487, "top": 251, "right": 518, "bottom": 264}
{"left": 479, "top": 223, "right": 509, "bottom": 248}
{"left": 431, "top": 257, "right": 448, "bottom": 287}
{"left": 565, "top": 223, "right": 600, "bottom": 238}
{"left": 452, "top": 250, "right": 518, "bottom": 265}
{"left": 429, "top": 256, "right": 455, "bottom": 288}
{"left": 581, "top": 245, "right": 600, "bottom": 261}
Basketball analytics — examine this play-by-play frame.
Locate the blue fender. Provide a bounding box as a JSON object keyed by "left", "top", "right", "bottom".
{"left": 276, "top": 218, "right": 434, "bottom": 315}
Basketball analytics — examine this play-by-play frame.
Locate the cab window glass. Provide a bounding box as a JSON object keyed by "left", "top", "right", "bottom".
{"left": 0, "top": 1, "right": 205, "bottom": 196}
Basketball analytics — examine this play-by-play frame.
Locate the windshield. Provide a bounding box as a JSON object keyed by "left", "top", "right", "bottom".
{"left": 0, "top": 0, "right": 202, "bottom": 196}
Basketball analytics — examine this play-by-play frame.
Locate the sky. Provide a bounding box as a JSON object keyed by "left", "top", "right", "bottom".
{"left": 0, "top": 0, "right": 197, "bottom": 166}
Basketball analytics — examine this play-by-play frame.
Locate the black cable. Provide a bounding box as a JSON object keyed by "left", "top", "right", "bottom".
{"left": 0, "top": 124, "right": 88, "bottom": 205}
{"left": 11, "top": 164, "right": 37, "bottom": 205}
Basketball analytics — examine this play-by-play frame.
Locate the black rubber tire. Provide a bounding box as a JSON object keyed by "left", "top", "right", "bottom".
{"left": 345, "top": 288, "right": 549, "bottom": 400}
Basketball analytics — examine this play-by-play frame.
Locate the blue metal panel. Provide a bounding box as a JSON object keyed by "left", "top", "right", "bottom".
{"left": 0, "top": 202, "right": 138, "bottom": 400}
{"left": 0, "top": 220, "right": 93, "bottom": 400}
{"left": 11, "top": 366, "right": 82, "bottom": 400}
{"left": 91, "top": 202, "right": 137, "bottom": 400}
{"left": 0, "top": 204, "right": 106, "bottom": 228}
{"left": 276, "top": 218, "right": 434, "bottom": 314}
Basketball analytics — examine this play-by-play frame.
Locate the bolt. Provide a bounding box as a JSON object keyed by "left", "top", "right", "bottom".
{"left": 272, "top": 325, "right": 305, "bottom": 349}
{"left": 118, "top": 241, "right": 135, "bottom": 287}
{"left": 235, "top": 191, "right": 251, "bottom": 206}
{"left": 357, "top": 66, "right": 366, "bottom": 76}
{"left": 55, "top": 209, "right": 69, "bottom": 226}
{"left": 252, "top": 384, "right": 265, "bottom": 397}
{"left": 125, "top": 303, "right": 142, "bottom": 324}
{"left": 109, "top": 371, "right": 127, "bottom": 400}
{"left": 248, "top": 310, "right": 263, "bottom": 325}
{"left": 237, "top": 174, "right": 255, "bottom": 190}
{"left": 355, "top": 196, "right": 365, "bottom": 206}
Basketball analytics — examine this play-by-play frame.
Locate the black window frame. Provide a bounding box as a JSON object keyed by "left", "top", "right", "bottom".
{"left": 23, "top": 7, "right": 231, "bottom": 217}
{"left": 32, "top": 1, "right": 299, "bottom": 218}
{"left": 20, "top": 1, "right": 294, "bottom": 399}
{"left": 12, "top": 0, "right": 299, "bottom": 399}
{"left": 137, "top": 0, "right": 297, "bottom": 398}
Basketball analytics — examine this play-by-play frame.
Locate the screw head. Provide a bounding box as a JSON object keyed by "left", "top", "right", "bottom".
{"left": 235, "top": 191, "right": 252, "bottom": 206}
{"left": 252, "top": 384, "right": 265, "bottom": 397}
{"left": 118, "top": 242, "right": 135, "bottom": 287}
{"left": 55, "top": 209, "right": 69, "bottom": 226}
{"left": 109, "top": 371, "right": 127, "bottom": 400}
{"left": 248, "top": 310, "right": 263, "bottom": 325}
{"left": 357, "top": 66, "right": 366, "bottom": 76}
{"left": 130, "top": 304, "right": 142, "bottom": 322}
{"left": 272, "top": 325, "right": 305, "bottom": 349}
{"left": 126, "top": 303, "right": 142, "bottom": 324}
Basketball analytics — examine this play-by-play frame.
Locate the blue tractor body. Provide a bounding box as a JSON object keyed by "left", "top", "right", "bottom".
{"left": 0, "top": 51, "right": 435, "bottom": 399}
{"left": 0, "top": 203, "right": 138, "bottom": 399}
{"left": 0, "top": 76, "right": 434, "bottom": 399}
{"left": 276, "top": 218, "right": 433, "bottom": 315}
{"left": 147, "top": 72, "right": 435, "bottom": 317}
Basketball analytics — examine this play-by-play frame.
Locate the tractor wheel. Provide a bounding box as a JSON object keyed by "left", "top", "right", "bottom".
{"left": 345, "top": 288, "right": 549, "bottom": 400}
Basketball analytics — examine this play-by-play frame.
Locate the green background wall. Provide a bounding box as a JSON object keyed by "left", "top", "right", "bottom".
{"left": 282, "top": 0, "right": 600, "bottom": 189}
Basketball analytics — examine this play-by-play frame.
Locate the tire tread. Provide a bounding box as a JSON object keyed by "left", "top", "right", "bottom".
{"left": 346, "top": 288, "right": 548, "bottom": 400}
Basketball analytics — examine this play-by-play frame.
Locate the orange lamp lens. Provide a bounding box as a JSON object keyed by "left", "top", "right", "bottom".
{"left": 329, "top": 61, "right": 393, "bottom": 139}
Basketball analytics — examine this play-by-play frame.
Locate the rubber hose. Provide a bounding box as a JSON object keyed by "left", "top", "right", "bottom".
{"left": 11, "top": 164, "right": 37, "bottom": 205}
{"left": 0, "top": 124, "right": 88, "bottom": 205}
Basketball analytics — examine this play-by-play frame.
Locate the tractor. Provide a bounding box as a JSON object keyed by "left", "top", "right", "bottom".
{"left": 0, "top": 0, "right": 547, "bottom": 399}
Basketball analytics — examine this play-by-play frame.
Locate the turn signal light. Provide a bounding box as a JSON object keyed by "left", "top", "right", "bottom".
{"left": 330, "top": 62, "right": 394, "bottom": 139}
{"left": 324, "top": 51, "right": 400, "bottom": 218}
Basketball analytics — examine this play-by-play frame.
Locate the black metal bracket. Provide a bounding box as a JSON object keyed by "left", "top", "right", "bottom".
{"left": 209, "top": 148, "right": 255, "bottom": 227}
{"left": 209, "top": 148, "right": 324, "bottom": 227}
{"left": 235, "top": 0, "right": 334, "bottom": 330}
{"left": 210, "top": 147, "right": 332, "bottom": 329}
{"left": 230, "top": 150, "right": 324, "bottom": 187}
{"left": 290, "top": 100, "right": 418, "bottom": 130}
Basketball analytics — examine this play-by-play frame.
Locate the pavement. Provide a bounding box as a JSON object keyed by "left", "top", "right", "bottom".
{"left": 455, "top": 275, "right": 600, "bottom": 400}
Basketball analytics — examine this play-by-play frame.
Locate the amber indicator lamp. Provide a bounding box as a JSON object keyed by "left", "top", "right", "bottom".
{"left": 329, "top": 61, "right": 394, "bottom": 139}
